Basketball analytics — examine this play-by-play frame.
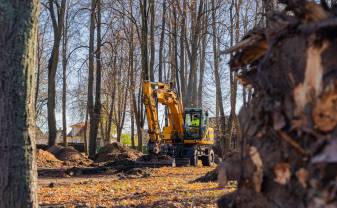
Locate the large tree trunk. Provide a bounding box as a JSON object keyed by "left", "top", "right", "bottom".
{"left": 130, "top": 98, "right": 135, "bottom": 149}
{"left": 83, "top": 106, "right": 89, "bottom": 154}
{"left": 89, "top": 0, "right": 102, "bottom": 158}
{"left": 211, "top": 0, "right": 227, "bottom": 153}
{"left": 62, "top": 6, "right": 69, "bottom": 147}
{"left": 87, "top": 0, "right": 96, "bottom": 158}
{"left": 185, "top": 0, "right": 204, "bottom": 107}
{"left": 140, "top": 0, "right": 149, "bottom": 81}
{"left": 158, "top": 0, "right": 166, "bottom": 82}
{"left": 228, "top": 0, "right": 242, "bottom": 150}
{"left": 0, "top": 1, "right": 39, "bottom": 207}
{"left": 198, "top": 1, "right": 208, "bottom": 107}
{"left": 179, "top": 0, "right": 187, "bottom": 98}
{"left": 172, "top": 2, "right": 180, "bottom": 94}
{"left": 149, "top": 0, "right": 155, "bottom": 82}
{"left": 262, "top": 0, "right": 275, "bottom": 26}
{"left": 47, "top": 0, "right": 67, "bottom": 147}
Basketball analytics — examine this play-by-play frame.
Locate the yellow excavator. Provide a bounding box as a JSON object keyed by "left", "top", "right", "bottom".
{"left": 142, "top": 81, "right": 215, "bottom": 166}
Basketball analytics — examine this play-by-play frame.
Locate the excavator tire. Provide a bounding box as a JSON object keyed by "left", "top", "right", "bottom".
{"left": 190, "top": 148, "right": 198, "bottom": 166}
{"left": 202, "top": 149, "right": 215, "bottom": 167}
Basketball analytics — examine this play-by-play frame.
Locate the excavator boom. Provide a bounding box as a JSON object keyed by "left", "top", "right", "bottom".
{"left": 143, "top": 81, "right": 185, "bottom": 150}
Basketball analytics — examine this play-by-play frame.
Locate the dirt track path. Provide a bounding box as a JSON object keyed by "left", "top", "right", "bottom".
{"left": 38, "top": 166, "right": 236, "bottom": 208}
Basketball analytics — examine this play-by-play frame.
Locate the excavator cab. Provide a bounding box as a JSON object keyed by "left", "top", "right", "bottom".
{"left": 184, "top": 108, "right": 208, "bottom": 140}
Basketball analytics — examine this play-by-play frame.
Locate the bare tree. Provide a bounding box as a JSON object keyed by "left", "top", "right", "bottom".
{"left": 0, "top": 1, "right": 39, "bottom": 207}
{"left": 149, "top": 0, "right": 155, "bottom": 82}
{"left": 62, "top": 1, "right": 70, "bottom": 146}
{"left": 140, "top": 0, "right": 150, "bottom": 81}
{"left": 212, "top": 0, "right": 227, "bottom": 152}
{"left": 87, "top": 0, "right": 103, "bottom": 158}
{"left": 46, "top": 0, "right": 67, "bottom": 147}
{"left": 158, "top": 0, "right": 167, "bottom": 82}
{"left": 87, "top": 0, "right": 96, "bottom": 158}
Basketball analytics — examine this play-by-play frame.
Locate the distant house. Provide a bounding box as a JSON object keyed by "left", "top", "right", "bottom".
{"left": 35, "top": 126, "right": 66, "bottom": 145}
{"left": 67, "top": 122, "right": 86, "bottom": 143}
{"left": 35, "top": 127, "right": 48, "bottom": 145}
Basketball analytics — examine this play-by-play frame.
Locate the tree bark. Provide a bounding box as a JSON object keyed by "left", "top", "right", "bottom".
{"left": 332, "top": 0, "right": 337, "bottom": 7}
{"left": 0, "top": 1, "right": 39, "bottom": 207}
{"left": 89, "top": 0, "right": 102, "bottom": 159}
{"left": 47, "top": 0, "right": 67, "bottom": 147}
{"left": 262, "top": 0, "right": 275, "bottom": 26}
{"left": 185, "top": 0, "right": 204, "bottom": 107}
{"left": 88, "top": 0, "right": 96, "bottom": 158}
{"left": 211, "top": 0, "right": 227, "bottom": 153}
{"left": 158, "top": 0, "right": 166, "bottom": 82}
{"left": 149, "top": 0, "right": 155, "bottom": 82}
{"left": 179, "top": 0, "right": 187, "bottom": 98}
{"left": 62, "top": 4, "right": 69, "bottom": 147}
{"left": 83, "top": 106, "right": 89, "bottom": 154}
{"left": 140, "top": 0, "right": 149, "bottom": 81}
{"left": 130, "top": 98, "right": 135, "bottom": 149}
{"left": 198, "top": 1, "right": 208, "bottom": 107}
{"left": 228, "top": 0, "right": 242, "bottom": 149}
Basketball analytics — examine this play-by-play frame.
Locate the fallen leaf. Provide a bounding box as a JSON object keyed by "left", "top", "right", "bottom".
{"left": 273, "top": 163, "right": 291, "bottom": 185}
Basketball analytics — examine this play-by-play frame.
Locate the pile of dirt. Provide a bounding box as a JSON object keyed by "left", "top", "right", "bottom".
{"left": 36, "top": 149, "right": 64, "bottom": 168}
{"left": 48, "top": 145, "right": 92, "bottom": 167}
{"left": 94, "top": 142, "right": 143, "bottom": 163}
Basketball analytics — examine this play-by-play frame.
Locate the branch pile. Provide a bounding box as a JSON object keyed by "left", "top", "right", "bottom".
{"left": 219, "top": 1, "right": 337, "bottom": 207}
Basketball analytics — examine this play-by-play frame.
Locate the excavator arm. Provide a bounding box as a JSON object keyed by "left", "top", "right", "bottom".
{"left": 143, "top": 81, "right": 185, "bottom": 153}
{"left": 143, "top": 81, "right": 162, "bottom": 153}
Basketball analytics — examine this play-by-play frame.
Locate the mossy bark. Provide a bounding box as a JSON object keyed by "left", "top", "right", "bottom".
{"left": 0, "top": 1, "right": 39, "bottom": 207}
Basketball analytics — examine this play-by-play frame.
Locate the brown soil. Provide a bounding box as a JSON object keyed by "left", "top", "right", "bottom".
{"left": 94, "top": 142, "right": 143, "bottom": 163}
{"left": 36, "top": 149, "right": 64, "bottom": 168}
{"left": 48, "top": 145, "right": 92, "bottom": 167}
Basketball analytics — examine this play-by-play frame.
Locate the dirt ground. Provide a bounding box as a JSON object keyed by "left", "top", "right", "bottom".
{"left": 38, "top": 166, "right": 236, "bottom": 208}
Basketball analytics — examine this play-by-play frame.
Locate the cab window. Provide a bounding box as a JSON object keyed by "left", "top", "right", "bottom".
{"left": 185, "top": 112, "right": 201, "bottom": 127}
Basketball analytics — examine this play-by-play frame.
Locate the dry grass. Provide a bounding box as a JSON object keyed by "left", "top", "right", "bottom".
{"left": 38, "top": 166, "right": 236, "bottom": 208}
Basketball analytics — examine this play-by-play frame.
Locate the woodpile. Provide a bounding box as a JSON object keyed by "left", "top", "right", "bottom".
{"left": 218, "top": 1, "right": 337, "bottom": 207}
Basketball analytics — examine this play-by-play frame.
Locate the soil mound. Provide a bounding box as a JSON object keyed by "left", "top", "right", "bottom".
{"left": 36, "top": 149, "right": 63, "bottom": 168}
{"left": 48, "top": 145, "right": 92, "bottom": 167}
{"left": 94, "top": 142, "right": 143, "bottom": 163}
{"left": 47, "top": 145, "right": 64, "bottom": 155}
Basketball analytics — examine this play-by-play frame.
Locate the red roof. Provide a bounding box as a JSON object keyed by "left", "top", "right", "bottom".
{"left": 70, "top": 122, "right": 86, "bottom": 128}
